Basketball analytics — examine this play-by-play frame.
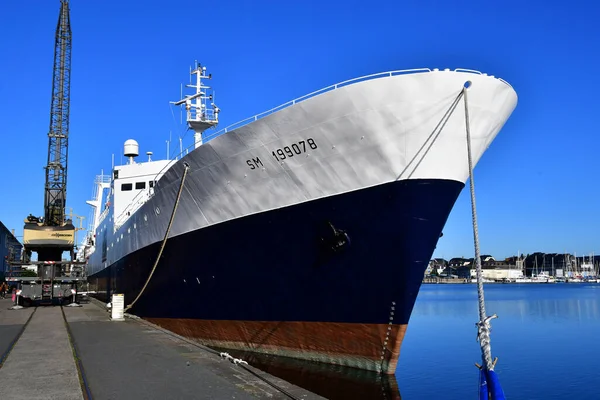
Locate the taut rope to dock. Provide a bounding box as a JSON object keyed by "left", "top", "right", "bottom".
{"left": 463, "top": 83, "right": 505, "bottom": 400}
{"left": 125, "top": 162, "right": 191, "bottom": 312}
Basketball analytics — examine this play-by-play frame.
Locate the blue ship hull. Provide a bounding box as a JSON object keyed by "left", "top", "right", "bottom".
{"left": 89, "top": 178, "right": 463, "bottom": 373}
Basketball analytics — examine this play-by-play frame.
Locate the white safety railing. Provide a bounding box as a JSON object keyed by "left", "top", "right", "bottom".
{"left": 87, "top": 174, "right": 111, "bottom": 228}
{"left": 202, "top": 68, "right": 433, "bottom": 143}
{"left": 188, "top": 108, "right": 218, "bottom": 124}
{"left": 114, "top": 190, "right": 153, "bottom": 229}
{"left": 198, "top": 67, "right": 511, "bottom": 144}
{"left": 95, "top": 174, "right": 112, "bottom": 185}
{"left": 454, "top": 68, "right": 514, "bottom": 90}
{"left": 98, "top": 205, "right": 110, "bottom": 225}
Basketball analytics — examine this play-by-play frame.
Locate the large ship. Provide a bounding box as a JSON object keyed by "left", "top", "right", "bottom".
{"left": 80, "top": 63, "right": 518, "bottom": 374}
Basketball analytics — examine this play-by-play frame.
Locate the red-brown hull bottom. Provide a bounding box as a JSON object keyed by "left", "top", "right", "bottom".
{"left": 145, "top": 318, "right": 407, "bottom": 374}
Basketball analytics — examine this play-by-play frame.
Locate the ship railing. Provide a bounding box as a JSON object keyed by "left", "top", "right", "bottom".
{"left": 114, "top": 190, "right": 153, "bottom": 230}
{"left": 116, "top": 192, "right": 146, "bottom": 227}
{"left": 201, "top": 68, "right": 433, "bottom": 143}
{"left": 197, "top": 67, "right": 511, "bottom": 145}
{"left": 149, "top": 67, "right": 511, "bottom": 207}
{"left": 91, "top": 175, "right": 111, "bottom": 202}
{"left": 95, "top": 174, "right": 111, "bottom": 184}
{"left": 90, "top": 173, "right": 112, "bottom": 227}
{"left": 98, "top": 206, "right": 110, "bottom": 225}
{"left": 453, "top": 68, "right": 514, "bottom": 89}
{"left": 188, "top": 108, "right": 218, "bottom": 124}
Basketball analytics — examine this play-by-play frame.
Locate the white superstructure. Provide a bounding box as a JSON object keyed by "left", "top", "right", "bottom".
{"left": 111, "top": 157, "right": 175, "bottom": 229}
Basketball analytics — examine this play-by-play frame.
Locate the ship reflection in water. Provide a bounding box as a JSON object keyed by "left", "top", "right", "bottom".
{"left": 210, "top": 347, "right": 401, "bottom": 399}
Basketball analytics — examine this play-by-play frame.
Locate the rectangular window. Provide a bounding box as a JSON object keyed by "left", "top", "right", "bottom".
{"left": 121, "top": 183, "right": 133, "bottom": 191}
{"left": 149, "top": 181, "right": 154, "bottom": 188}
{"left": 135, "top": 182, "right": 146, "bottom": 190}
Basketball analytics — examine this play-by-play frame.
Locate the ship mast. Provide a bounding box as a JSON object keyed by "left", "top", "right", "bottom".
{"left": 171, "top": 61, "right": 220, "bottom": 149}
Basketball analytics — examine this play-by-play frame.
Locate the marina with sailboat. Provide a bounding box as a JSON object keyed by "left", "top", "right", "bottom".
{"left": 425, "top": 252, "right": 600, "bottom": 283}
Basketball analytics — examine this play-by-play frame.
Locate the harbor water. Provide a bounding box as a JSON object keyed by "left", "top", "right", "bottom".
{"left": 226, "top": 283, "right": 600, "bottom": 399}
{"left": 397, "top": 283, "right": 600, "bottom": 399}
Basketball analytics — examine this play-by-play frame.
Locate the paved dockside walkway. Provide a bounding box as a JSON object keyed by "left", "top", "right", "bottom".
{"left": 0, "top": 306, "right": 83, "bottom": 400}
{"left": 0, "top": 297, "right": 323, "bottom": 399}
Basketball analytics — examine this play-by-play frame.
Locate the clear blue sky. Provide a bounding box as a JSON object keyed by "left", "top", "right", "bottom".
{"left": 0, "top": 0, "right": 598, "bottom": 260}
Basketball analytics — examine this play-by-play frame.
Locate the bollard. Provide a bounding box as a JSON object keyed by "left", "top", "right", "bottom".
{"left": 65, "top": 287, "right": 82, "bottom": 307}
{"left": 9, "top": 289, "right": 24, "bottom": 310}
{"left": 111, "top": 294, "right": 125, "bottom": 321}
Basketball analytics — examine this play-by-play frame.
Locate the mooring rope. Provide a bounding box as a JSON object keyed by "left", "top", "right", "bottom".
{"left": 125, "top": 162, "right": 190, "bottom": 311}
{"left": 398, "top": 89, "right": 465, "bottom": 181}
{"left": 464, "top": 85, "right": 494, "bottom": 370}
{"left": 463, "top": 84, "right": 505, "bottom": 400}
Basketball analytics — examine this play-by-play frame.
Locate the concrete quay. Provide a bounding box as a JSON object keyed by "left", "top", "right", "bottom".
{"left": 0, "top": 297, "right": 324, "bottom": 400}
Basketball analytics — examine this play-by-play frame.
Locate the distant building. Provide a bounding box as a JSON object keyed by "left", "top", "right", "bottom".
{"left": 448, "top": 257, "right": 470, "bottom": 267}
{"left": 426, "top": 258, "right": 448, "bottom": 276}
{"left": 432, "top": 258, "right": 447, "bottom": 267}
{"left": 0, "top": 221, "right": 22, "bottom": 279}
{"left": 480, "top": 255, "right": 496, "bottom": 263}
{"left": 471, "top": 261, "right": 524, "bottom": 280}
{"left": 465, "top": 255, "right": 524, "bottom": 281}
{"left": 446, "top": 257, "right": 473, "bottom": 278}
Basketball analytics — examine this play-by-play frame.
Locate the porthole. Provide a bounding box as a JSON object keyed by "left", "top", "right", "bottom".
{"left": 155, "top": 207, "right": 161, "bottom": 215}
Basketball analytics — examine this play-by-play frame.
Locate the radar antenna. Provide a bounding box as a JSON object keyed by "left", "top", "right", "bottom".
{"left": 171, "top": 61, "right": 220, "bottom": 149}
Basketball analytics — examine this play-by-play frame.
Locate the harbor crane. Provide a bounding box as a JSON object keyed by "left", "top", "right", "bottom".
{"left": 10, "top": 0, "right": 84, "bottom": 305}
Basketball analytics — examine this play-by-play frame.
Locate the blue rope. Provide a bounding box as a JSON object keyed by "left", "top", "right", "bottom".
{"left": 479, "top": 368, "right": 506, "bottom": 400}
{"left": 478, "top": 368, "right": 488, "bottom": 400}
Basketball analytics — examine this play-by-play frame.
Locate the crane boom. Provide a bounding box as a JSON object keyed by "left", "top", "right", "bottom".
{"left": 45, "top": 0, "right": 72, "bottom": 226}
